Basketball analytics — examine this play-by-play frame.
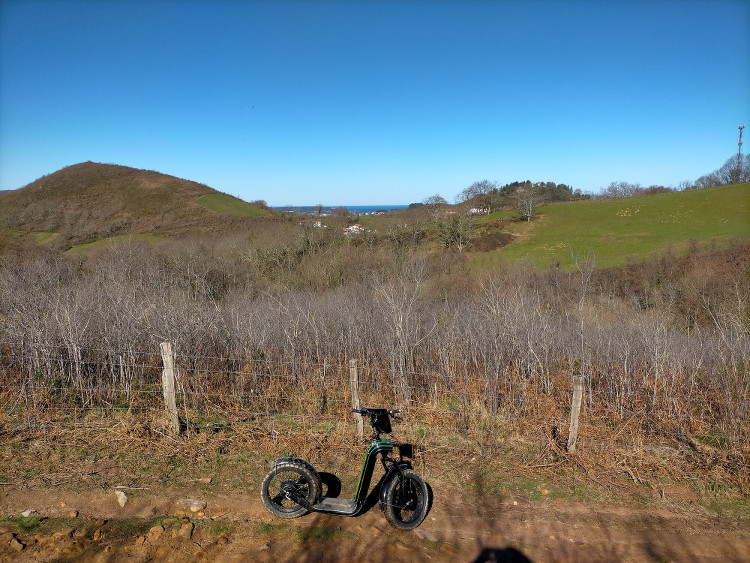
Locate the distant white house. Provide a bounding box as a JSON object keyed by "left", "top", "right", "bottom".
{"left": 343, "top": 224, "right": 365, "bottom": 234}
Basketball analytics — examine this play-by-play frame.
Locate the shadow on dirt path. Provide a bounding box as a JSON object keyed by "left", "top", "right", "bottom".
{"left": 1, "top": 478, "right": 749, "bottom": 562}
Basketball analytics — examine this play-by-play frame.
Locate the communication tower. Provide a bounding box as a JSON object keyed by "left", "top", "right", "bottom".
{"left": 739, "top": 124, "right": 746, "bottom": 173}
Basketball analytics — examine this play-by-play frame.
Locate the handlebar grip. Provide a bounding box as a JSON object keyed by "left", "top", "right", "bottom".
{"left": 389, "top": 409, "right": 401, "bottom": 416}
{"left": 351, "top": 408, "right": 366, "bottom": 415}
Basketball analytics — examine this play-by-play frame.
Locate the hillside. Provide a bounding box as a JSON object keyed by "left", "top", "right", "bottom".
{"left": 473, "top": 182, "right": 750, "bottom": 270}
{"left": 0, "top": 162, "right": 270, "bottom": 249}
{"left": 2, "top": 162, "right": 748, "bottom": 267}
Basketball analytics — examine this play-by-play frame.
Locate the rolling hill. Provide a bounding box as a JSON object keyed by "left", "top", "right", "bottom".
{"left": 472, "top": 182, "right": 750, "bottom": 270}
{"left": 2, "top": 161, "right": 748, "bottom": 268}
{"left": 0, "top": 162, "right": 270, "bottom": 249}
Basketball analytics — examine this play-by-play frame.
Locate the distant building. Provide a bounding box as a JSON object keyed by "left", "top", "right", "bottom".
{"left": 343, "top": 224, "right": 365, "bottom": 234}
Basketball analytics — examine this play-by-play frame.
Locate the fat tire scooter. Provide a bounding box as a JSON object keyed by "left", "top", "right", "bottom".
{"left": 260, "top": 408, "right": 430, "bottom": 530}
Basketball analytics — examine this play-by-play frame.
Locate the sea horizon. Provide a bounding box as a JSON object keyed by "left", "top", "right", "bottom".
{"left": 272, "top": 204, "right": 410, "bottom": 214}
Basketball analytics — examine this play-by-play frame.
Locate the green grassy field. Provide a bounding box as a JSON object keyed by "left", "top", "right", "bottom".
{"left": 472, "top": 183, "right": 750, "bottom": 270}
{"left": 196, "top": 193, "right": 268, "bottom": 217}
{"left": 65, "top": 233, "right": 167, "bottom": 254}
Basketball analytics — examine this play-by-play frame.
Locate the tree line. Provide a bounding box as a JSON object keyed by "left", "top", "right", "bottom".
{"left": 422, "top": 152, "right": 750, "bottom": 217}
{"left": 577, "top": 153, "right": 750, "bottom": 199}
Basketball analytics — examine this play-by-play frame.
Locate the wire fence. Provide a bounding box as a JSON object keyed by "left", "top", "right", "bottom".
{"left": 2, "top": 341, "right": 746, "bottom": 461}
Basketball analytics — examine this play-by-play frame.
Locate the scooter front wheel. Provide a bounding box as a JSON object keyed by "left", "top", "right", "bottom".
{"left": 260, "top": 461, "right": 321, "bottom": 518}
{"left": 383, "top": 470, "right": 430, "bottom": 530}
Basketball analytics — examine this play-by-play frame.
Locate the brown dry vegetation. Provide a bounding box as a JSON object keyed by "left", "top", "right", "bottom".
{"left": 1, "top": 164, "right": 749, "bottom": 560}
{"left": 1, "top": 233, "right": 748, "bottom": 473}
{"left": 0, "top": 162, "right": 271, "bottom": 249}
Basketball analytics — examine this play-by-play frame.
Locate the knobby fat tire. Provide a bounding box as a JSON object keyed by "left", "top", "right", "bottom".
{"left": 260, "top": 461, "right": 321, "bottom": 518}
{"left": 383, "top": 470, "right": 430, "bottom": 530}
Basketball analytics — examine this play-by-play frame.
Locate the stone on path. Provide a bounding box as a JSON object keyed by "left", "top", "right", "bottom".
{"left": 148, "top": 525, "right": 164, "bottom": 542}
{"left": 10, "top": 537, "right": 24, "bottom": 552}
{"left": 179, "top": 498, "right": 207, "bottom": 513}
{"left": 178, "top": 522, "right": 194, "bottom": 539}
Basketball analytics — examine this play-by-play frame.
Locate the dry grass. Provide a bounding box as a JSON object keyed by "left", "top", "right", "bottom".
{"left": 2, "top": 387, "right": 747, "bottom": 520}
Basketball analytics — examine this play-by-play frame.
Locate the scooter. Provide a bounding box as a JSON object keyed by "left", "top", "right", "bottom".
{"left": 260, "top": 408, "right": 430, "bottom": 530}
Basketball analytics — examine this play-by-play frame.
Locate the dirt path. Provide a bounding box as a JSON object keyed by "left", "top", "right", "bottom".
{"left": 1, "top": 484, "right": 748, "bottom": 562}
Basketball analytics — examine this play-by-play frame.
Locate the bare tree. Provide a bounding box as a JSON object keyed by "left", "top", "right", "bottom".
{"left": 438, "top": 213, "right": 475, "bottom": 252}
{"left": 516, "top": 184, "right": 544, "bottom": 222}
{"left": 601, "top": 181, "right": 641, "bottom": 199}
{"left": 422, "top": 194, "right": 449, "bottom": 221}
{"left": 457, "top": 179, "right": 497, "bottom": 202}
{"left": 375, "top": 255, "right": 433, "bottom": 407}
{"left": 688, "top": 154, "right": 750, "bottom": 189}
{"left": 716, "top": 154, "right": 750, "bottom": 185}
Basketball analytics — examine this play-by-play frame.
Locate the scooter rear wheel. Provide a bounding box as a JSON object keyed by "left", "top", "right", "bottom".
{"left": 383, "top": 470, "right": 430, "bottom": 530}
{"left": 260, "top": 461, "right": 320, "bottom": 518}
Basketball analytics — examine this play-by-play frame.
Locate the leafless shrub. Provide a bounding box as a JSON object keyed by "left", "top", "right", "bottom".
{"left": 1, "top": 236, "right": 748, "bottom": 453}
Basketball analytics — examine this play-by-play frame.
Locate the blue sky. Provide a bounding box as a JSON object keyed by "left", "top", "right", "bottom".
{"left": 1, "top": 0, "right": 748, "bottom": 206}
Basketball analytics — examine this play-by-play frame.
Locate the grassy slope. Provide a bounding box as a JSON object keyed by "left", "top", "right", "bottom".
{"left": 64, "top": 233, "right": 168, "bottom": 254}
{"left": 196, "top": 193, "right": 267, "bottom": 217}
{"left": 472, "top": 183, "right": 750, "bottom": 270}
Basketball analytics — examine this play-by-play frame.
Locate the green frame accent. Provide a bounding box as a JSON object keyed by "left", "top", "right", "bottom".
{"left": 354, "top": 438, "right": 392, "bottom": 502}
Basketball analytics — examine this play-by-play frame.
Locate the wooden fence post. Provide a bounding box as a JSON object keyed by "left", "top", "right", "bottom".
{"left": 567, "top": 375, "right": 584, "bottom": 453}
{"left": 350, "top": 359, "right": 363, "bottom": 441}
{"left": 160, "top": 342, "right": 181, "bottom": 436}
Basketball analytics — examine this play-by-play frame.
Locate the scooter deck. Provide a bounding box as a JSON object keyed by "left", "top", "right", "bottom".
{"left": 315, "top": 497, "right": 357, "bottom": 515}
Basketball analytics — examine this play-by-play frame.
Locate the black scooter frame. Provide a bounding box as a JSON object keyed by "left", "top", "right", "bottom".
{"left": 282, "top": 410, "right": 410, "bottom": 517}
